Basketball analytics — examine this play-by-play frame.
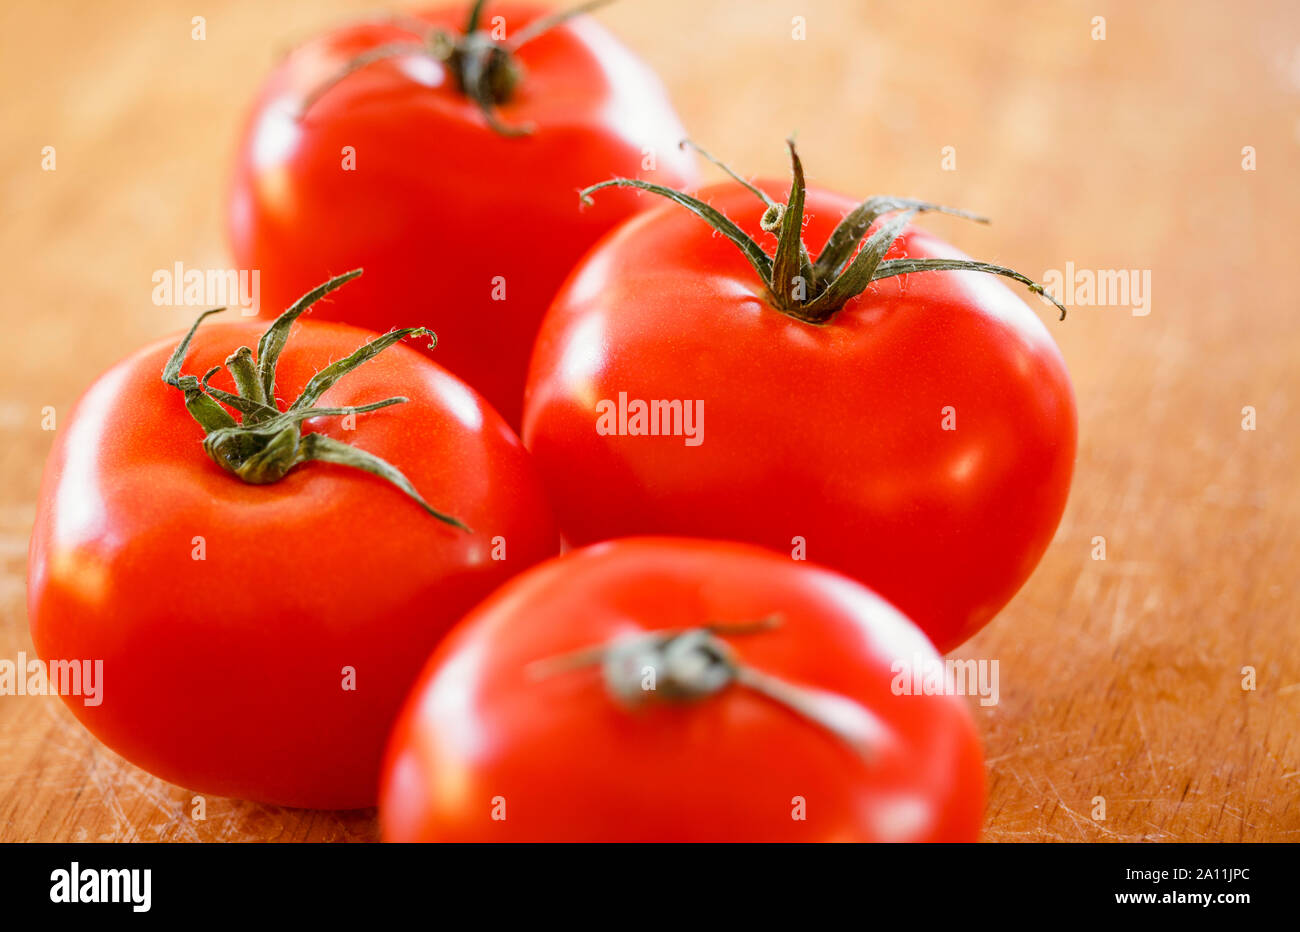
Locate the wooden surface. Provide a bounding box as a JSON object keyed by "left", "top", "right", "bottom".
{"left": 1, "top": 0, "right": 1297, "bottom": 842}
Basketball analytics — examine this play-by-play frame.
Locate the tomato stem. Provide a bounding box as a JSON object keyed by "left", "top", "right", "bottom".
{"left": 530, "top": 616, "right": 881, "bottom": 760}
{"left": 300, "top": 0, "right": 618, "bottom": 136}
{"left": 224, "top": 346, "right": 265, "bottom": 409}
{"left": 579, "top": 139, "right": 1069, "bottom": 321}
{"left": 161, "top": 270, "right": 470, "bottom": 531}
{"left": 464, "top": 0, "right": 489, "bottom": 35}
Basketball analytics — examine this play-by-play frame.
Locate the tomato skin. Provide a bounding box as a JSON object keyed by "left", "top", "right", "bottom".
{"left": 379, "top": 538, "right": 984, "bottom": 842}
{"left": 522, "top": 181, "right": 1076, "bottom": 653}
{"left": 27, "top": 320, "right": 559, "bottom": 809}
{"left": 227, "top": 4, "right": 698, "bottom": 428}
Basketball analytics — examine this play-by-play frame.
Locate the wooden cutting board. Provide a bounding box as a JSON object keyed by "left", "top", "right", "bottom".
{"left": 1, "top": 0, "right": 1297, "bottom": 842}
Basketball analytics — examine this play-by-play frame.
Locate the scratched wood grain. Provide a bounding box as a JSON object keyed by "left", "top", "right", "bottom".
{"left": 1, "top": 0, "right": 1296, "bottom": 842}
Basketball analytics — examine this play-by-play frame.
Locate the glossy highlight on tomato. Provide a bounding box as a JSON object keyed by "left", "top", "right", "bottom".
{"left": 380, "top": 538, "right": 985, "bottom": 842}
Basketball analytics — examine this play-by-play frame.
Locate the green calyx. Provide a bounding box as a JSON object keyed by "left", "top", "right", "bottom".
{"left": 580, "top": 138, "right": 1068, "bottom": 323}
{"left": 529, "top": 616, "right": 882, "bottom": 761}
{"left": 161, "top": 269, "right": 469, "bottom": 531}
{"left": 300, "top": 0, "right": 616, "bottom": 136}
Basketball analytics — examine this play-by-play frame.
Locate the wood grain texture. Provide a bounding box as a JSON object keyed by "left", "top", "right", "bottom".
{"left": 1, "top": 0, "right": 1296, "bottom": 842}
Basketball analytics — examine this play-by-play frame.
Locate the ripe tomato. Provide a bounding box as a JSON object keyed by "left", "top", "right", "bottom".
{"left": 227, "top": 2, "right": 698, "bottom": 428}
{"left": 522, "top": 145, "right": 1076, "bottom": 652}
{"left": 379, "top": 537, "right": 985, "bottom": 842}
{"left": 27, "top": 278, "right": 559, "bottom": 809}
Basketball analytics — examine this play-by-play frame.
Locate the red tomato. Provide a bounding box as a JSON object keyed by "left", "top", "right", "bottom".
{"left": 523, "top": 160, "right": 1076, "bottom": 653}
{"left": 27, "top": 294, "right": 559, "bottom": 808}
{"left": 227, "top": 2, "right": 698, "bottom": 428}
{"left": 380, "top": 537, "right": 985, "bottom": 842}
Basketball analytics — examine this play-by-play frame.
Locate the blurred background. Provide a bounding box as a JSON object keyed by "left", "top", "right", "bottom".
{"left": 0, "top": 0, "right": 1296, "bottom": 841}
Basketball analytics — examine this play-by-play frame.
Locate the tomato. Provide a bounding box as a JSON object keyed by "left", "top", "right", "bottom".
{"left": 522, "top": 143, "right": 1076, "bottom": 653}
{"left": 379, "top": 537, "right": 985, "bottom": 842}
{"left": 27, "top": 274, "right": 559, "bottom": 808}
{"left": 227, "top": 2, "right": 698, "bottom": 428}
